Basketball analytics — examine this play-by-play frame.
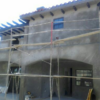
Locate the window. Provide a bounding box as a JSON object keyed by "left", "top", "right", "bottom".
{"left": 12, "top": 37, "right": 19, "bottom": 51}
{"left": 76, "top": 70, "right": 92, "bottom": 87}
{"left": 53, "top": 17, "right": 64, "bottom": 29}
{"left": 10, "top": 67, "right": 21, "bottom": 74}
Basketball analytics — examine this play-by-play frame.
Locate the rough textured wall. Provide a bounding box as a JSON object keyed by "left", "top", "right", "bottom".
{"left": 25, "top": 62, "right": 49, "bottom": 98}
{"left": 0, "top": 62, "right": 8, "bottom": 86}
{"left": 25, "top": 60, "right": 92, "bottom": 99}
{"left": 0, "top": 3, "right": 99, "bottom": 100}
{"left": 27, "top": 4, "right": 99, "bottom": 50}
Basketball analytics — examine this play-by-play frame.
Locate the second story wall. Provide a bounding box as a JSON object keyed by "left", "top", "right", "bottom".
{"left": 26, "top": 3, "right": 99, "bottom": 50}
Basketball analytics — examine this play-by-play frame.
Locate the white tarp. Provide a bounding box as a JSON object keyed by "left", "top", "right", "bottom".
{"left": 0, "top": 87, "right": 8, "bottom": 93}
{"left": 25, "top": 95, "right": 30, "bottom": 100}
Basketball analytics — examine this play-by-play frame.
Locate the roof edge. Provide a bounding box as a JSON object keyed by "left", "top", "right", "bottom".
{"left": 20, "top": 0, "right": 96, "bottom": 20}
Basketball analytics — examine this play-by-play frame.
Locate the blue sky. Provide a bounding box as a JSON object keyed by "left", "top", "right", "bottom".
{"left": 0, "top": 0, "right": 72, "bottom": 26}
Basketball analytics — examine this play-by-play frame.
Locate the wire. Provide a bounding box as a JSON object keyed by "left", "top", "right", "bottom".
{"left": 0, "top": 73, "right": 99, "bottom": 80}
{"left": 1, "top": 15, "right": 100, "bottom": 100}
{"left": 0, "top": 26, "right": 24, "bottom": 34}
{"left": 54, "top": 18, "right": 98, "bottom": 23}
{"left": 12, "top": 28, "right": 99, "bottom": 37}
{"left": 0, "top": 17, "right": 99, "bottom": 35}
{"left": 53, "top": 30, "right": 100, "bottom": 44}
{"left": 7, "top": 44, "right": 50, "bottom": 65}
{"left": 0, "top": 39, "right": 16, "bottom": 42}
{"left": 9, "top": 18, "right": 100, "bottom": 29}
{"left": 17, "top": 48, "right": 50, "bottom": 65}
{"left": 0, "top": 29, "right": 11, "bottom": 34}
{"left": 17, "top": 44, "right": 50, "bottom": 56}
{"left": 0, "top": 30, "right": 99, "bottom": 50}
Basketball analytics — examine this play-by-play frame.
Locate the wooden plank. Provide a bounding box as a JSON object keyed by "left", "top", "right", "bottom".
{"left": 0, "top": 30, "right": 100, "bottom": 50}
{"left": 86, "top": 89, "right": 93, "bottom": 100}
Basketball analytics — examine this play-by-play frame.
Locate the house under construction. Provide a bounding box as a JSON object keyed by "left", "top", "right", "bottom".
{"left": 0, "top": 0, "right": 100, "bottom": 100}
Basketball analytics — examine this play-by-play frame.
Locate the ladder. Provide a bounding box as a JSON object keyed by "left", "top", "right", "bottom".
{"left": 86, "top": 89, "right": 93, "bottom": 100}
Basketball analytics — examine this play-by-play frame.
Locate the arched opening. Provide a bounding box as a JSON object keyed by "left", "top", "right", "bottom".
{"left": 8, "top": 63, "right": 21, "bottom": 94}
{"left": 0, "top": 61, "right": 21, "bottom": 99}
{"left": 25, "top": 59, "right": 93, "bottom": 100}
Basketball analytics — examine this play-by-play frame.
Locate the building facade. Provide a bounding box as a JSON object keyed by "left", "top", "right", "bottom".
{"left": 0, "top": 0, "right": 100, "bottom": 100}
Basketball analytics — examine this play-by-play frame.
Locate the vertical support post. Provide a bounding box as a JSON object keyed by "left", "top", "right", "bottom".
{"left": 57, "top": 43, "right": 60, "bottom": 100}
{"left": 50, "top": 22, "right": 53, "bottom": 100}
{"left": 98, "top": 6, "right": 100, "bottom": 51}
{"left": 52, "top": 77, "right": 54, "bottom": 96}
{"left": 5, "top": 28, "right": 12, "bottom": 100}
{"left": 12, "top": 76, "right": 14, "bottom": 100}
{"left": 57, "top": 45, "right": 59, "bottom": 75}
{"left": 19, "top": 26, "right": 27, "bottom": 100}
{"left": 51, "top": 22, "right": 53, "bottom": 44}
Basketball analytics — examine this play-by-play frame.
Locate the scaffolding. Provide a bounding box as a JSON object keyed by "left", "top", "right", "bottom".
{"left": 0, "top": 17, "right": 100, "bottom": 100}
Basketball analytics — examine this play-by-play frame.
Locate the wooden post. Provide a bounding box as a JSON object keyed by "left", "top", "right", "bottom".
{"left": 57, "top": 43, "right": 60, "bottom": 100}
{"left": 19, "top": 27, "right": 28, "bottom": 100}
{"left": 50, "top": 22, "right": 53, "bottom": 100}
{"left": 5, "top": 28, "right": 12, "bottom": 100}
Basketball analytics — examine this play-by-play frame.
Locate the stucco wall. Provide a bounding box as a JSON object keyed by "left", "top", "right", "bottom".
{"left": 0, "top": 62, "right": 8, "bottom": 86}
{"left": 19, "top": 3, "right": 100, "bottom": 99}
{"left": 27, "top": 4, "right": 99, "bottom": 49}
{"left": 0, "top": 2, "right": 99, "bottom": 100}
{"left": 25, "top": 60, "right": 92, "bottom": 99}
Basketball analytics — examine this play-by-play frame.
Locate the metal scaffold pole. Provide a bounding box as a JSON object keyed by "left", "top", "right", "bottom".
{"left": 50, "top": 22, "right": 53, "bottom": 100}
{"left": 5, "top": 28, "right": 12, "bottom": 100}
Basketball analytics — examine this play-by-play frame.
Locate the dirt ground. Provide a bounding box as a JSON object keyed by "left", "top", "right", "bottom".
{"left": 0, "top": 93, "right": 19, "bottom": 100}
{"left": 0, "top": 94, "right": 82, "bottom": 100}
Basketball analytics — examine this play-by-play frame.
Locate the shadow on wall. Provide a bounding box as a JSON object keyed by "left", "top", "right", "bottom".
{"left": 25, "top": 59, "right": 93, "bottom": 99}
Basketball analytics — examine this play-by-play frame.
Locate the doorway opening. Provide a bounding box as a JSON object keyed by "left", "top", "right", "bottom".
{"left": 69, "top": 68, "right": 72, "bottom": 96}
{"left": 8, "top": 66, "right": 21, "bottom": 93}
{"left": 64, "top": 68, "right": 72, "bottom": 96}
